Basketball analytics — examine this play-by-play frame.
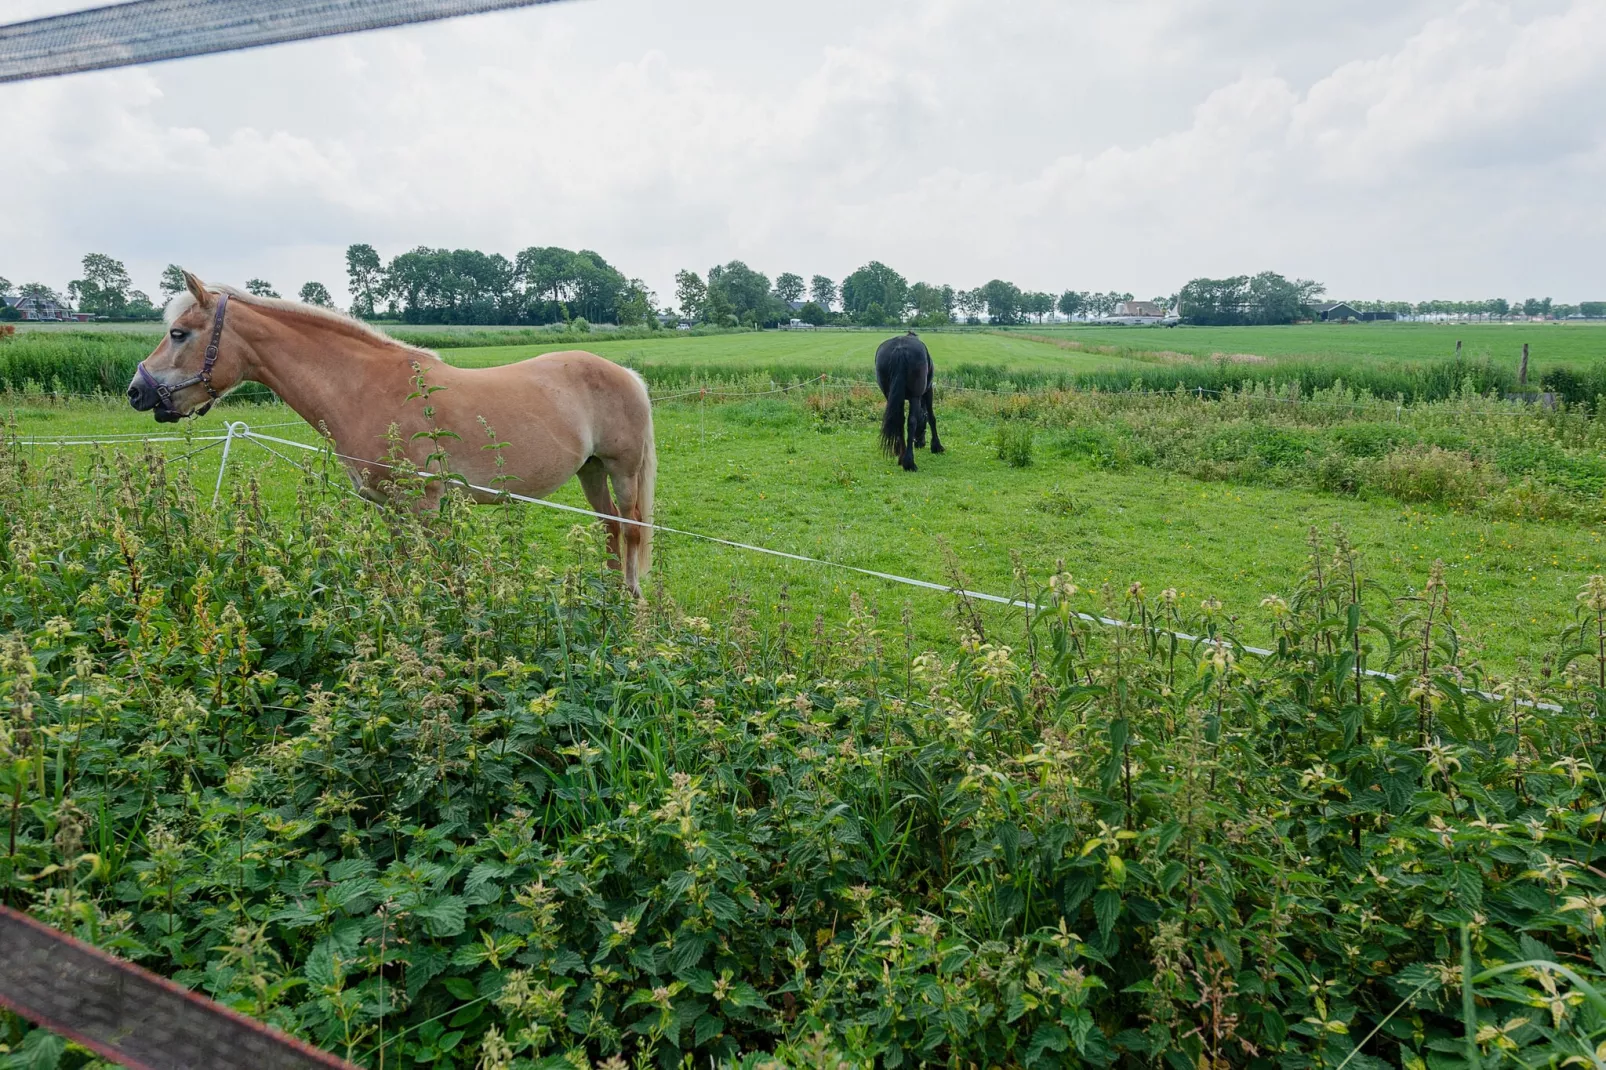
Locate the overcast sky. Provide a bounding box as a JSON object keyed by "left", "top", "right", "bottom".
{"left": 4, "top": 0, "right": 1603, "bottom": 308}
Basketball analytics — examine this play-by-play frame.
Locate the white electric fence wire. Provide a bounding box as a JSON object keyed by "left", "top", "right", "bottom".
{"left": 228, "top": 423, "right": 1559, "bottom": 712}
{"left": 0, "top": 418, "right": 1565, "bottom": 712}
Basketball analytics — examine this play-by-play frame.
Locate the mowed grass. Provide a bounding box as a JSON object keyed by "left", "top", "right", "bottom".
{"left": 11, "top": 391, "right": 1605, "bottom": 671}
{"left": 439, "top": 328, "right": 1148, "bottom": 376}
{"left": 1023, "top": 320, "right": 1606, "bottom": 371}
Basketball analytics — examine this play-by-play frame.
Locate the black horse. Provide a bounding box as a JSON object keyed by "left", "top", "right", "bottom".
{"left": 875, "top": 331, "right": 943, "bottom": 471}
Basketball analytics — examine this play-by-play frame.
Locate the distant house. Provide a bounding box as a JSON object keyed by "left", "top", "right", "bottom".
{"left": 3, "top": 294, "right": 91, "bottom": 322}
{"left": 1113, "top": 300, "right": 1164, "bottom": 319}
{"left": 1317, "top": 302, "right": 1362, "bottom": 322}
{"left": 1359, "top": 311, "right": 1397, "bottom": 322}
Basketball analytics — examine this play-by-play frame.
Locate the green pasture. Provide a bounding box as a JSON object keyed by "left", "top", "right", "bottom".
{"left": 10, "top": 389, "right": 1604, "bottom": 672}
{"left": 1023, "top": 320, "right": 1606, "bottom": 368}
{"left": 438, "top": 328, "right": 1139, "bottom": 376}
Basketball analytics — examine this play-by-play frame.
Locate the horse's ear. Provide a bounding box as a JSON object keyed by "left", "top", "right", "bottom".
{"left": 182, "top": 270, "right": 214, "bottom": 309}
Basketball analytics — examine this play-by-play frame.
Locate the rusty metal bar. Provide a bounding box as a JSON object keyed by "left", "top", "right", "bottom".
{"left": 0, "top": 0, "right": 574, "bottom": 84}
{"left": 0, "top": 905, "right": 356, "bottom": 1070}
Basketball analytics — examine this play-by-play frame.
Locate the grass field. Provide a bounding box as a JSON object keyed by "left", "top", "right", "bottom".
{"left": 11, "top": 384, "right": 1604, "bottom": 672}
{"left": 7, "top": 331, "right": 1606, "bottom": 1066}
{"left": 1021, "top": 320, "right": 1606, "bottom": 368}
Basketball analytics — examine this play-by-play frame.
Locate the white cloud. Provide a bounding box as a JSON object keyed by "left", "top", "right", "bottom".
{"left": 2, "top": 0, "right": 1601, "bottom": 304}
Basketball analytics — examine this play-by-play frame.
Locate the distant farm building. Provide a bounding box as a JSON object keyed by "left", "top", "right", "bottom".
{"left": 1113, "top": 300, "right": 1165, "bottom": 319}
{"left": 1317, "top": 302, "right": 1362, "bottom": 322}
{"left": 3, "top": 294, "right": 91, "bottom": 321}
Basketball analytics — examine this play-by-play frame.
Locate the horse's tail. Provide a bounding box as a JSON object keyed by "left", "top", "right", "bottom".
{"left": 880, "top": 356, "right": 908, "bottom": 457}
{"left": 628, "top": 370, "right": 656, "bottom": 579}
{"left": 637, "top": 411, "right": 656, "bottom": 577}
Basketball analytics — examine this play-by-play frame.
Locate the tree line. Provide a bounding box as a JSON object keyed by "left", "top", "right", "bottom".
{"left": 670, "top": 259, "right": 1147, "bottom": 328}
{"left": 3, "top": 251, "right": 1601, "bottom": 327}
{"left": 0, "top": 255, "right": 341, "bottom": 323}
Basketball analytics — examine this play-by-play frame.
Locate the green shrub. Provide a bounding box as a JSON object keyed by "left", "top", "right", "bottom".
{"left": 994, "top": 419, "right": 1034, "bottom": 466}
{"left": 1365, "top": 444, "right": 1503, "bottom": 507}
{"left": 0, "top": 445, "right": 1603, "bottom": 1066}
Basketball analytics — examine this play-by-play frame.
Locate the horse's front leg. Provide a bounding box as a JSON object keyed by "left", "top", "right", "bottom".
{"left": 923, "top": 383, "right": 944, "bottom": 454}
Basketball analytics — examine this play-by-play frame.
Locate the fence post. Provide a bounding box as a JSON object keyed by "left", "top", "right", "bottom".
{"left": 213, "top": 420, "right": 247, "bottom": 507}
{"left": 1519, "top": 343, "right": 1529, "bottom": 387}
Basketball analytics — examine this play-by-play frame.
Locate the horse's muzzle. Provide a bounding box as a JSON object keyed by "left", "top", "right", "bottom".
{"left": 127, "top": 376, "right": 160, "bottom": 412}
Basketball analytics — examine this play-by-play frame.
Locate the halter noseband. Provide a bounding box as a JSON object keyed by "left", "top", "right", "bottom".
{"left": 136, "top": 292, "right": 230, "bottom": 416}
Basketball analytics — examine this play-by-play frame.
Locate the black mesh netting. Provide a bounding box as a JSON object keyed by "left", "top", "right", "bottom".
{"left": 0, "top": 907, "right": 355, "bottom": 1069}
{"left": 0, "top": 0, "right": 569, "bottom": 83}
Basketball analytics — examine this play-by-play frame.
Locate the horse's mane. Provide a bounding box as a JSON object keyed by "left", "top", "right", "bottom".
{"left": 164, "top": 287, "right": 442, "bottom": 362}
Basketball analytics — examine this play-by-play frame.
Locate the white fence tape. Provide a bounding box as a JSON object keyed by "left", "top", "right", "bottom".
{"left": 3, "top": 417, "right": 1556, "bottom": 712}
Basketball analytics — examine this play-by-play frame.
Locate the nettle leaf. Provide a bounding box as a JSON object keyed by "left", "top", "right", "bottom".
{"left": 1027, "top": 1024, "right": 1069, "bottom": 1065}
{"left": 413, "top": 895, "right": 468, "bottom": 937}
{"left": 440, "top": 976, "right": 477, "bottom": 1001}
{"left": 1094, "top": 889, "right": 1122, "bottom": 939}
{"left": 695, "top": 1012, "right": 726, "bottom": 1046}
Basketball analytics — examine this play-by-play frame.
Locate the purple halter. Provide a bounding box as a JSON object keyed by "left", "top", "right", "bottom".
{"left": 136, "top": 292, "right": 229, "bottom": 416}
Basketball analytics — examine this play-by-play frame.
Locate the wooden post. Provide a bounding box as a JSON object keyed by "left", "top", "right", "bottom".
{"left": 1519, "top": 343, "right": 1529, "bottom": 387}
{"left": 1455, "top": 339, "right": 1462, "bottom": 359}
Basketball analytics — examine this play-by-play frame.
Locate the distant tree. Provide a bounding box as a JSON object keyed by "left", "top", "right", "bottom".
{"left": 674, "top": 269, "right": 707, "bottom": 322}
{"left": 1057, "top": 290, "right": 1086, "bottom": 320}
{"left": 19, "top": 283, "right": 60, "bottom": 304}
{"left": 299, "top": 281, "right": 334, "bottom": 307}
{"left": 0, "top": 277, "right": 13, "bottom": 298}
{"left": 1177, "top": 273, "right": 1321, "bottom": 325}
{"left": 957, "top": 288, "right": 985, "bottom": 324}
{"left": 809, "top": 275, "right": 836, "bottom": 311}
{"left": 246, "top": 279, "right": 280, "bottom": 298}
{"left": 1021, "top": 291, "right": 1055, "bottom": 323}
{"left": 703, "top": 286, "right": 736, "bottom": 327}
{"left": 124, "top": 290, "right": 161, "bottom": 320}
{"left": 345, "top": 244, "right": 384, "bottom": 318}
{"left": 1522, "top": 297, "right": 1552, "bottom": 318}
{"left": 1580, "top": 301, "right": 1606, "bottom": 318}
{"left": 159, "top": 264, "right": 187, "bottom": 300}
{"left": 617, "top": 278, "right": 656, "bottom": 326}
{"left": 797, "top": 300, "right": 828, "bottom": 326}
{"left": 1554, "top": 303, "right": 1580, "bottom": 319}
{"left": 69, "top": 253, "right": 134, "bottom": 317}
{"left": 841, "top": 262, "right": 909, "bottom": 322}
{"left": 979, "top": 279, "right": 1024, "bottom": 325}
{"left": 908, "top": 282, "right": 955, "bottom": 326}
{"left": 774, "top": 272, "right": 805, "bottom": 305}
{"left": 708, "top": 261, "right": 780, "bottom": 326}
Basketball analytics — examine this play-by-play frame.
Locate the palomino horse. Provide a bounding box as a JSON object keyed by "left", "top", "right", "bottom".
{"left": 127, "top": 272, "right": 657, "bottom": 595}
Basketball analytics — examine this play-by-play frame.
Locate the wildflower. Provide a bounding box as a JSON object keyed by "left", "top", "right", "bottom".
{"left": 1201, "top": 596, "right": 1223, "bottom": 616}
{"left": 1259, "top": 594, "right": 1289, "bottom": 618}
{"left": 1579, "top": 575, "right": 1606, "bottom": 614}
{"left": 1049, "top": 570, "right": 1078, "bottom": 600}
{"left": 1562, "top": 894, "right": 1606, "bottom": 931}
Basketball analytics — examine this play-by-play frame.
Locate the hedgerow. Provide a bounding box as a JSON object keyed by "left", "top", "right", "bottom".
{"left": 1, "top": 428, "right": 1604, "bottom": 1068}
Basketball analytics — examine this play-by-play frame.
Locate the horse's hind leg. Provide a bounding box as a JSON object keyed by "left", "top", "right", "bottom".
{"left": 576, "top": 458, "right": 623, "bottom": 568}
{"left": 601, "top": 456, "right": 643, "bottom": 597}
{"left": 902, "top": 396, "right": 920, "bottom": 471}
{"left": 923, "top": 383, "right": 943, "bottom": 453}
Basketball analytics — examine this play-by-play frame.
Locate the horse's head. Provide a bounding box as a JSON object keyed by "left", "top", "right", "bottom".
{"left": 127, "top": 271, "right": 248, "bottom": 421}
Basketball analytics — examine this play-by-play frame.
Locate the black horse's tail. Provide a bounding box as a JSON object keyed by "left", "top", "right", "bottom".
{"left": 880, "top": 358, "right": 908, "bottom": 457}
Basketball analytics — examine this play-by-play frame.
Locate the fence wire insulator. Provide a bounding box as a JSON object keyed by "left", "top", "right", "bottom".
{"left": 0, "top": 905, "right": 357, "bottom": 1070}
{"left": 0, "top": 0, "right": 570, "bottom": 84}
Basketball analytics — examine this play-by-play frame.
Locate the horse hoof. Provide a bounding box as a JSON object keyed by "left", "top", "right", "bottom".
{"left": 930, "top": 443, "right": 945, "bottom": 454}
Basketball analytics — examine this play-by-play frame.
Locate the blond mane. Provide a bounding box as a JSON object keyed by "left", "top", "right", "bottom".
{"left": 164, "top": 286, "right": 441, "bottom": 361}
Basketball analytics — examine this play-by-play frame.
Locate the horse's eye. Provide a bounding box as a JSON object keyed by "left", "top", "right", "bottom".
{"left": 169, "top": 328, "right": 187, "bottom": 342}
